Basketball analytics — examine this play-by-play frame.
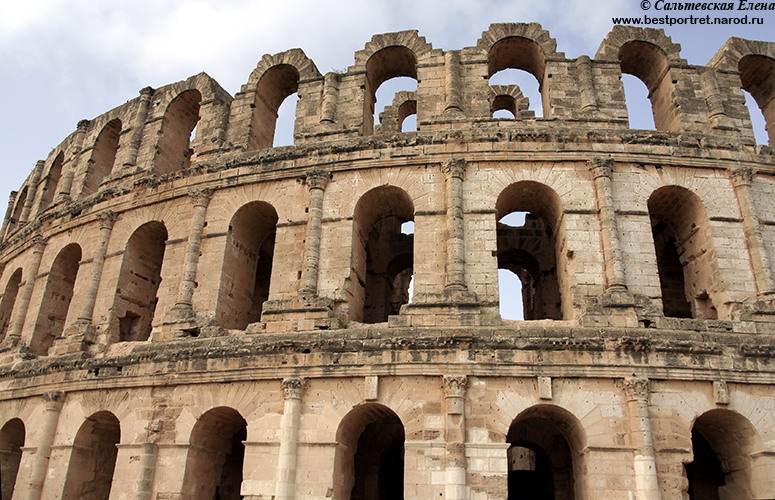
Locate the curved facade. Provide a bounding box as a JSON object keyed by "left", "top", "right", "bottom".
{"left": 0, "top": 23, "right": 774, "bottom": 500}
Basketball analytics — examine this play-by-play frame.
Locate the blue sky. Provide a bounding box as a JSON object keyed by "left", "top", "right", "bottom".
{"left": 0, "top": 1, "right": 772, "bottom": 318}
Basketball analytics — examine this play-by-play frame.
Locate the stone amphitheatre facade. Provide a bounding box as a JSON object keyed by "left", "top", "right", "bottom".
{"left": 1, "top": 21, "right": 775, "bottom": 500}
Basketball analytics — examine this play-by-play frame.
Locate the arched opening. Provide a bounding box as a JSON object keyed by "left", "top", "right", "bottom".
{"left": 621, "top": 73, "right": 656, "bottom": 130}
{"left": 112, "top": 221, "right": 167, "bottom": 342}
{"left": 0, "top": 268, "right": 22, "bottom": 339}
{"left": 273, "top": 93, "right": 298, "bottom": 147}
{"left": 364, "top": 46, "right": 418, "bottom": 134}
{"left": 10, "top": 187, "right": 27, "bottom": 227}
{"left": 31, "top": 243, "right": 81, "bottom": 356}
{"left": 350, "top": 186, "right": 414, "bottom": 324}
{"left": 496, "top": 183, "right": 563, "bottom": 320}
{"left": 374, "top": 76, "right": 418, "bottom": 129}
{"left": 738, "top": 54, "right": 775, "bottom": 145}
{"left": 618, "top": 41, "right": 680, "bottom": 131}
{"left": 0, "top": 418, "right": 25, "bottom": 500}
{"left": 216, "top": 202, "right": 278, "bottom": 329}
{"left": 492, "top": 94, "right": 518, "bottom": 119}
{"left": 648, "top": 186, "right": 720, "bottom": 319}
{"left": 83, "top": 119, "right": 121, "bottom": 196}
{"left": 506, "top": 405, "right": 583, "bottom": 500}
{"left": 398, "top": 99, "right": 417, "bottom": 132}
{"left": 250, "top": 64, "right": 300, "bottom": 149}
{"left": 488, "top": 37, "right": 546, "bottom": 117}
{"left": 39, "top": 151, "right": 64, "bottom": 210}
{"left": 155, "top": 89, "right": 201, "bottom": 175}
{"left": 334, "top": 404, "right": 405, "bottom": 500}
{"left": 61, "top": 411, "right": 120, "bottom": 500}
{"left": 181, "top": 407, "right": 247, "bottom": 500}
{"left": 685, "top": 409, "right": 761, "bottom": 499}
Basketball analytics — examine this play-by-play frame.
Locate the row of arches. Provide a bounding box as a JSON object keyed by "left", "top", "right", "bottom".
{"left": 6, "top": 28, "right": 773, "bottom": 242}
{"left": 0, "top": 179, "right": 737, "bottom": 353}
{"left": 0, "top": 403, "right": 764, "bottom": 499}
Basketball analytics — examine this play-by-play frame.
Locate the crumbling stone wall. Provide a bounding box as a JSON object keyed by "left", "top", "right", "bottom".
{"left": 0, "top": 23, "right": 774, "bottom": 500}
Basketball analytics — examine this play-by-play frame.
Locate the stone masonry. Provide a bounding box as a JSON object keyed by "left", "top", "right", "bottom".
{"left": 0, "top": 22, "right": 774, "bottom": 500}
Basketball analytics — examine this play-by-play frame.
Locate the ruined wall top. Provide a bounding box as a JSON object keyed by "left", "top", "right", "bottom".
{"left": 2, "top": 22, "right": 775, "bottom": 244}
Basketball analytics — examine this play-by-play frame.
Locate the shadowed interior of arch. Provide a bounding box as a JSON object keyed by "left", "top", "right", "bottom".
{"left": 506, "top": 407, "right": 579, "bottom": 500}
{"left": 334, "top": 404, "right": 405, "bottom": 500}
{"left": 182, "top": 407, "right": 247, "bottom": 500}
{"left": 685, "top": 409, "right": 762, "bottom": 499}
{"left": 0, "top": 418, "right": 25, "bottom": 500}
{"left": 352, "top": 186, "right": 414, "bottom": 324}
{"left": 113, "top": 221, "right": 168, "bottom": 342}
{"left": 0, "top": 268, "right": 22, "bottom": 338}
{"left": 648, "top": 186, "right": 720, "bottom": 320}
{"left": 61, "top": 411, "right": 120, "bottom": 500}
{"left": 217, "top": 201, "right": 278, "bottom": 329}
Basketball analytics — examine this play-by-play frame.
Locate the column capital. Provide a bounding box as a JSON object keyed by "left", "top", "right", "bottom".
{"left": 282, "top": 377, "right": 307, "bottom": 400}
{"left": 443, "top": 375, "right": 468, "bottom": 398}
{"left": 188, "top": 187, "right": 214, "bottom": 207}
{"left": 31, "top": 236, "right": 47, "bottom": 253}
{"left": 730, "top": 166, "right": 756, "bottom": 187}
{"left": 623, "top": 376, "right": 650, "bottom": 402}
{"left": 588, "top": 157, "right": 614, "bottom": 179}
{"left": 97, "top": 210, "right": 118, "bottom": 230}
{"left": 139, "top": 86, "right": 155, "bottom": 98}
{"left": 443, "top": 158, "right": 467, "bottom": 179}
{"left": 43, "top": 391, "right": 65, "bottom": 406}
{"left": 305, "top": 169, "right": 331, "bottom": 191}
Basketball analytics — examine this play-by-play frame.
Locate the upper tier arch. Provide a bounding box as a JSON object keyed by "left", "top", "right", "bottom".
{"left": 596, "top": 26, "right": 685, "bottom": 64}
{"left": 227, "top": 49, "right": 321, "bottom": 150}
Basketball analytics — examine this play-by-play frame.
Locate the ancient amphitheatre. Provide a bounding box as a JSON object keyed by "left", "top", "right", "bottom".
{"left": 0, "top": 21, "right": 773, "bottom": 500}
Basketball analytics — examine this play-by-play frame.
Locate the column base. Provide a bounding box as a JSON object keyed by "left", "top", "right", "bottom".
{"left": 259, "top": 294, "right": 341, "bottom": 333}
{"left": 50, "top": 321, "right": 98, "bottom": 356}
{"left": 388, "top": 290, "right": 495, "bottom": 328}
{"left": 579, "top": 289, "right": 660, "bottom": 329}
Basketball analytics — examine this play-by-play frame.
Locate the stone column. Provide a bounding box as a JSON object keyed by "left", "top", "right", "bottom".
{"left": 0, "top": 191, "right": 18, "bottom": 239}
{"left": 320, "top": 73, "right": 340, "bottom": 124}
{"left": 24, "top": 391, "right": 65, "bottom": 500}
{"left": 77, "top": 211, "right": 117, "bottom": 324}
{"left": 623, "top": 377, "right": 661, "bottom": 500}
{"left": 730, "top": 167, "right": 775, "bottom": 296}
{"left": 124, "top": 87, "right": 155, "bottom": 168}
{"left": 701, "top": 69, "right": 733, "bottom": 130}
{"left": 172, "top": 188, "right": 214, "bottom": 316}
{"left": 18, "top": 161, "right": 45, "bottom": 224}
{"left": 57, "top": 119, "right": 90, "bottom": 201}
{"left": 443, "top": 375, "right": 468, "bottom": 500}
{"left": 133, "top": 442, "right": 158, "bottom": 500}
{"left": 299, "top": 170, "right": 330, "bottom": 295}
{"left": 275, "top": 377, "right": 306, "bottom": 500}
{"left": 589, "top": 158, "right": 627, "bottom": 291}
{"left": 6, "top": 238, "right": 46, "bottom": 345}
{"left": 445, "top": 51, "right": 464, "bottom": 116}
{"left": 576, "top": 56, "right": 599, "bottom": 113}
{"left": 444, "top": 159, "right": 468, "bottom": 291}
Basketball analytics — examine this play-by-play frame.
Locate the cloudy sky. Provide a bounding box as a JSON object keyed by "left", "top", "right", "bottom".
{"left": 0, "top": 0, "right": 772, "bottom": 202}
